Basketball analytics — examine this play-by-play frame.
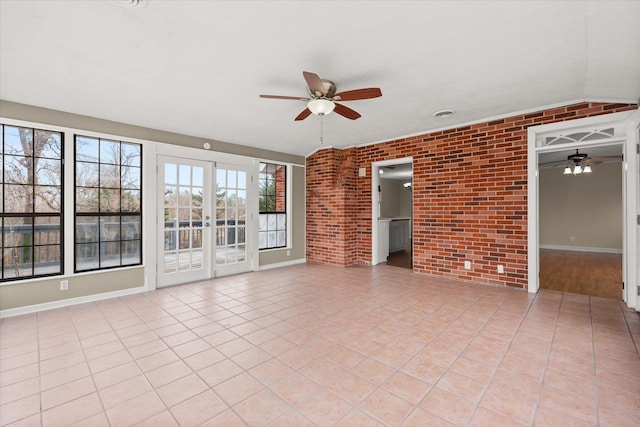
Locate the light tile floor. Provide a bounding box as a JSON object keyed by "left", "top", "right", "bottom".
{"left": 1, "top": 263, "right": 639, "bottom": 426}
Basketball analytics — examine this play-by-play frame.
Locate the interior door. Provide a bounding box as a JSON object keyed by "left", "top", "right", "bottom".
{"left": 214, "top": 163, "right": 252, "bottom": 277}
{"left": 157, "top": 156, "right": 211, "bottom": 287}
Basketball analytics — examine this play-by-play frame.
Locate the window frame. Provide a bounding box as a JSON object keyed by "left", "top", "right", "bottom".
{"left": 0, "top": 124, "right": 65, "bottom": 282}
{"left": 258, "top": 162, "right": 287, "bottom": 250}
{"left": 74, "top": 135, "right": 143, "bottom": 273}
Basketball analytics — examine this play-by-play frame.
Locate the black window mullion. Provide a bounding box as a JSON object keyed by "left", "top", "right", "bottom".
{"left": 75, "top": 136, "right": 141, "bottom": 273}
{"left": 1, "top": 124, "right": 63, "bottom": 282}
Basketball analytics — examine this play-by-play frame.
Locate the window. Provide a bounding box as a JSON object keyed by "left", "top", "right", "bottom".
{"left": 75, "top": 136, "right": 142, "bottom": 272}
{"left": 258, "top": 162, "right": 286, "bottom": 249}
{"left": 1, "top": 125, "right": 63, "bottom": 281}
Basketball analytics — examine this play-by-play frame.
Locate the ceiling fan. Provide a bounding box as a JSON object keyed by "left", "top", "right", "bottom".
{"left": 539, "top": 149, "right": 622, "bottom": 173}
{"left": 260, "top": 71, "right": 382, "bottom": 121}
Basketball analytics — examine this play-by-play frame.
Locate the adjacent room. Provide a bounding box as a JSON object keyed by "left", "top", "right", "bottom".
{"left": 1, "top": 1, "right": 639, "bottom": 426}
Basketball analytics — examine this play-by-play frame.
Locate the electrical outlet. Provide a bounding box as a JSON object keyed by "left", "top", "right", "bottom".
{"left": 497, "top": 265, "right": 504, "bottom": 274}
{"left": 287, "top": 250, "right": 291, "bottom": 257}
{"left": 464, "top": 261, "right": 471, "bottom": 270}
{"left": 60, "top": 280, "right": 69, "bottom": 291}
{"left": 569, "top": 236, "right": 575, "bottom": 242}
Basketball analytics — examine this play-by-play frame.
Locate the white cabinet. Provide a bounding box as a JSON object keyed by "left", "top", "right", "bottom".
{"left": 377, "top": 219, "right": 390, "bottom": 264}
{"left": 389, "top": 220, "right": 410, "bottom": 252}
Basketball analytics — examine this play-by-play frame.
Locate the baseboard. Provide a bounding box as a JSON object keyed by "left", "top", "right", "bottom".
{"left": 0, "top": 286, "right": 147, "bottom": 319}
{"left": 258, "top": 258, "right": 306, "bottom": 271}
{"left": 539, "top": 244, "right": 622, "bottom": 254}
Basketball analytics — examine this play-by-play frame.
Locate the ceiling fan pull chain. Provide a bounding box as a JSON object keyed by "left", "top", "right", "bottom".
{"left": 320, "top": 114, "right": 324, "bottom": 144}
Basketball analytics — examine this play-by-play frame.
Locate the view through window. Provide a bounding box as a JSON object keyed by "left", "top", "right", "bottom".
{"left": 1, "top": 125, "right": 63, "bottom": 281}
{"left": 258, "top": 162, "right": 286, "bottom": 249}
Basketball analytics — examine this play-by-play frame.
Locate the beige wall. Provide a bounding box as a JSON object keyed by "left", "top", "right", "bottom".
{"left": 0, "top": 268, "right": 145, "bottom": 311}
{"left": 539, "top": 161, "right": 622, "bottom": 250}
{"left": 380, "top": 180, "right": 412, "bottom": 218}
{"left": 0, "top": 100, "right": 306, "bottom": 313}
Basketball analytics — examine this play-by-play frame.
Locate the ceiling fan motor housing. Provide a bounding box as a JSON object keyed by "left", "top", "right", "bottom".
{"left": 307, "top": 79, "right": 337, "bottom": 99}
{"left": 568, "top": 151, "right": 588, "bottom": 164}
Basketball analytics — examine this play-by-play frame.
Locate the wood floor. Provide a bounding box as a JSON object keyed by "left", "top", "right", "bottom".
{"left": 386, "top": 249, "right": 412, "bottom": 269}
{"left": 539, "top": 249, "right": 623, "bottom": 299}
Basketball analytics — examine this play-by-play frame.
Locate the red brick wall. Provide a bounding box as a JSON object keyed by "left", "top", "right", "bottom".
{"left": 306, "top": 102, "right": 636, "bottom": 287}
{"left": 306, "top": 147, "right": 358, "bottom": 265}
{"left": 275, "top": 165, "right": 286, "bottom": 212}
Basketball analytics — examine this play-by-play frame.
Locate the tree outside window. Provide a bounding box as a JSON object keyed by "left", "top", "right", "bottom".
{"left": 75, "top": 136, "right": 142, "bottom": 272}
{"left": 1, "top": 124, "right": 63, "bottom": 281}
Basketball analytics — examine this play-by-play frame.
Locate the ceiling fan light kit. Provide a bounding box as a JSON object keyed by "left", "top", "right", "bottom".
{"left": 307, "top": 98, "right": 335, "bottom": 116}
{"left": 563, "top": 149, "right": 592, "bottom": 175}
{"left": 260, "top": 71, "right": 382, "bottom": 121}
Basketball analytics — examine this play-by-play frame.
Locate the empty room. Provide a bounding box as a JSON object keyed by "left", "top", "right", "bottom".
{"left": 1, "top": 1, "right": 639, "bottom": 426}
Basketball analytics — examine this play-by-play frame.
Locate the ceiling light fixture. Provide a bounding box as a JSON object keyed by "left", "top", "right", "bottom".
{"left": 307, "top": 99, "right": 335, "bottom": 116}
{"left": 564, "top": 149, "right": 593, "bottom": 175}
{"left": 433, "top": 109, "right": 455, "bottom": 118}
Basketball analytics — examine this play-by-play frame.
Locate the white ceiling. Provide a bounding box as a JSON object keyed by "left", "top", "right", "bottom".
{"left": 1, "top": 1, "right": 638, "bottom": 157}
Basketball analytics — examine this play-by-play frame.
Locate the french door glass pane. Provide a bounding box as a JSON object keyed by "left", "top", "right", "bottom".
{"left": 162, "top": 163, "right": 204, "bottom": 274}
{"left": 215, "top": 167, "right": 248, "bottom": 266}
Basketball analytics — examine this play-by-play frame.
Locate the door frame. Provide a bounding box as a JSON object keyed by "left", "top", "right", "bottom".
{"left": 527, "top": 109, "right": 640, "bottom": 310}
{"left": 154, "top": 144, "right": 258, "bottom": 288}
{"left": 371, "top": 157, "right": 413, "bottom": 266}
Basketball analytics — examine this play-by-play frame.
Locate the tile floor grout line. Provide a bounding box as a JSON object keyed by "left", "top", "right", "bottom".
{"left": 458, "top": 288, "right": 539, "bottom": 427}
{"left": 527, "top": 290, "right": 563, "bottom": 427}
{"left": 3, "top": 264, "right": 639, "bottom": 426}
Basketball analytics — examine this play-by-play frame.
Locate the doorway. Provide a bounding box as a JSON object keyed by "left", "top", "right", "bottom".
{"left": 538, "top": 144, "right": 623, "bottom": 298}
{"left": 528, "top": 109, "right": 640, "bottom": 311}
{"left": 372, "top": 158, "right": 413, "bottom": 268}
{"left": 157, "top": 156, "right": 252, "bottom": 288}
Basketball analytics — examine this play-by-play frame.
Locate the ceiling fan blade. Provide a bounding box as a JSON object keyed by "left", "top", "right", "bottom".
{"left": 260, "top": 94, "right": 309, "bottom": 101}
{"left": 294, "top": 108, "right": 312, "bottom": 121}
{"left": 303, "top": 71, "right": 326, "bottom": 96}
{"left": 539, "top": 160, "right": 566, "bottom": 166}
{"left": 333, "top": 103, "right": 361, "bottom": 120}
{"left": 333, "top": 88, "right": 382, "bottom": 101}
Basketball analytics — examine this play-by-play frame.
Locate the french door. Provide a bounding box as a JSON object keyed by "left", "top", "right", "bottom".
{"left": 157, "top": 156, "right": 252, "bottom": 288}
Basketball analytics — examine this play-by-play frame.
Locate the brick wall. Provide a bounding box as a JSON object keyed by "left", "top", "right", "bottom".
{"left": 275, "top": 164, "right": 286, "bottom": 212}
{"left": 306, "top": 147, "right": 358, "bottom": 265}
{"left": 306, "top": 102, "right": 636, "bottom": 288}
